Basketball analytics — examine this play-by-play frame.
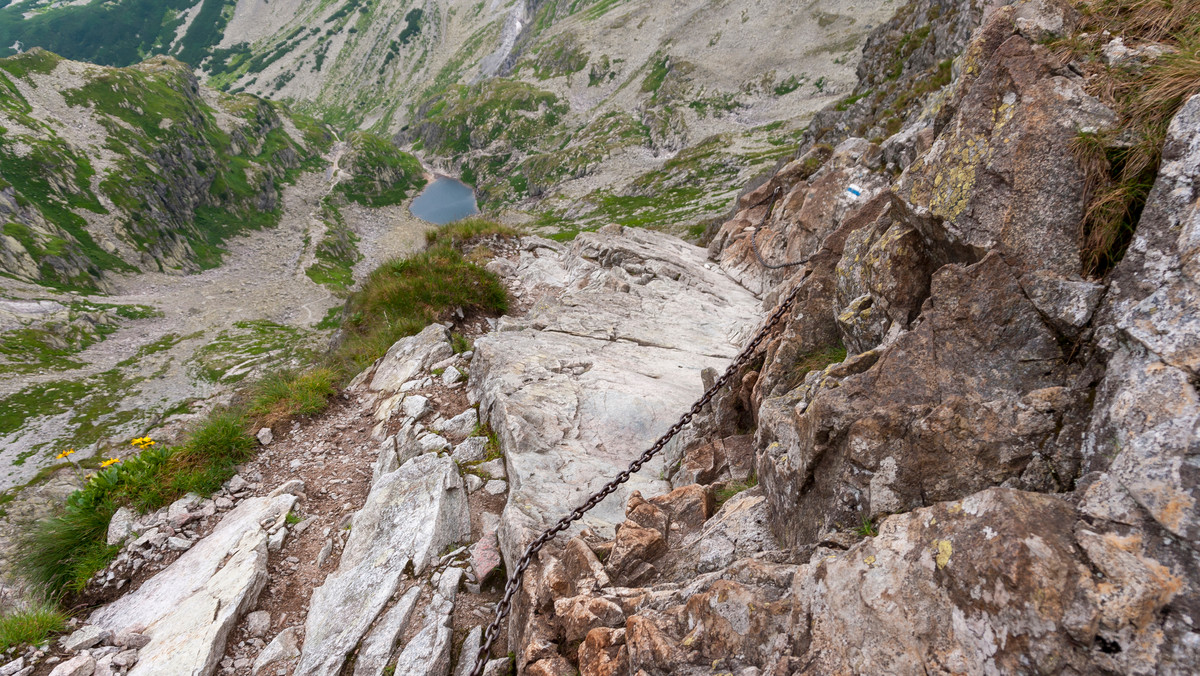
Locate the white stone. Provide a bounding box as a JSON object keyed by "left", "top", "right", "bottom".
{"left": 370, "top": 325, "right": 453, "bottom": 393}
{"left": 256, "top": 428, "right": 273, "bottom": 446}
{"left": 106, "top": 507, "right": 136, "bottom": 547}
{"left": 251, "top": 627, "right": 300, "bottom": 676}
{"left": 453, "top": 626, "right": 483, "bottom": 676}
{"left": 349, "top": 587, "right": 420, "bottom": 676}
{"left": 441, "top": 367, "right": 465, "bottom": 386}
{"left": 435, "top": 408, "right": 478, "bottom": 438}
{"left": 165, "top": 537, "right": 193, "bottom": 552}
{"left": 451, "top": 437, "right": 489, "bottom": 464}
{"left": 0, "top": 657, "right": 24, "bottom": 676}
{"left": 245, "top": 611, "right": 271, "bottom": 638}
{"left": 417, "top": 433, "right": 450, "bottom": 454}
{"left": 402, "top": 395, "right": 432, "bottom": 420}
{"left": 295, "top": 454, "right": 470, "bottom": 676}
{"left": 483, "top": 480, "right": 508, "bottom": 496}
{"left": 48, "top": 655, "right": 95, "bottom": 676}
{"left": 465, "top": 475, "right": 484, "bottom": 493}
{"left": 61, "top": 625, "right": 109, "bottom": 652}
{"left": 89, "top": 494, "right": 297, "bottom": 676}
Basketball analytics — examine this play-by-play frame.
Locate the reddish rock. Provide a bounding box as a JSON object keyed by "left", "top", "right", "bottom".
{"left": 470, "top": 531, "right": 502, "bottom": 587}
{"left": 605, "top": 523, "right": 665, "bottom": 585}
{"left": 554, "top": 594, "right": 625, "bottom": 643}
{"left": 577, "top": 628, "right": 628, "bottom": 676}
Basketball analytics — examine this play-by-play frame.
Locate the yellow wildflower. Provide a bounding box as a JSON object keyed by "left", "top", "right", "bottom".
{"left": 55, "top": 449, "right": 76, "bottom": 460}
{"left": 100, "top": 458, "right": 121, "bottom": 468}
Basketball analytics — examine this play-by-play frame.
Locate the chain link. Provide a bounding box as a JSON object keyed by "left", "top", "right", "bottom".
{"left": 467, "top": 266, "right": 809, "bottom": 676}
{"left": 749, "top": 187, "right": 809, "bottom": 270}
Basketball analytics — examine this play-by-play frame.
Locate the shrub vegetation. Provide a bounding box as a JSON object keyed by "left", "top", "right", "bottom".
{"left": 17, "top": 219, "right": 514, "bottom": 602}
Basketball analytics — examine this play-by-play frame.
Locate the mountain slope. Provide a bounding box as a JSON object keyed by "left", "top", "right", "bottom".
{"left": 0, "top": 49, "right": 333, "bottom": 291}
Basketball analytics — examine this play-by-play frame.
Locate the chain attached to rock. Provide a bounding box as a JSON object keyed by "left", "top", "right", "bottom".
{"left": 750, "top": 186, "right": 809, "bottom": 270}
{"left": 467, "top": 259, "right": 811, "bottom": 676}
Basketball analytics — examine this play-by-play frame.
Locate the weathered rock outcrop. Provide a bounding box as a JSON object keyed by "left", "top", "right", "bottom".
{"left": 295, "top": 453, "right": 470, "bottom": 676}
{"left": 475, "top": 3, "right": 1199, "bottom": 674}
{"left": 88, "top": 493, "right": 298, "bottom": 676}
{"left": 470, "top": 227, "right": 761, "bottom": 561}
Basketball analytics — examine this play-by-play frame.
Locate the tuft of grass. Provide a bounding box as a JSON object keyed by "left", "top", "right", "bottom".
{"left": 450, "top": 331, "right": 473, "bottom": 354}
{"left": 166, "top": 411, "right": 257, "bottom": 498}
{"left": 18, "top": 499, "right": 119, "bottom": 597}
{"left": 425, "top": 217, "right": 522, "bottom": 248}
{"left": 714, "top": 474, "right": 758, "bottom": 509}
{"left": 1060, "top": 0, "right": 1200, "bottom": 274}
{"left": 247, "top": 367, "right": 338, "bottom": 428}
{"left": 786, "top": 343, "right": 848, "bottom": 390}
{"left": 0, "top": 600, "right": 68, "bottom": 653}
{"left": 335, "top": 243, "right": 507, "bottom": 374}
{"left": 285, "top": 510, "right": 301, "bottom": 525}
{"left": 854, "top": 514, "right": 878, "bottom": 538}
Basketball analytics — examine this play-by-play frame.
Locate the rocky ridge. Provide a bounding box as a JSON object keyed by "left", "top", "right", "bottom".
{"left": 5, "top": 0, "right": 1200, "bottom": 675}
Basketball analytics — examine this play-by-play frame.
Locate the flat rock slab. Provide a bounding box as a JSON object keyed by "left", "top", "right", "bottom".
{"left": 470, "top": 227, "right": 759, "bottom": 569}
{"left": 89, "top": 494, "right": 296, "bottom": 676}
{"left": 295, "top": 453, "right": 470, "bottom": 676}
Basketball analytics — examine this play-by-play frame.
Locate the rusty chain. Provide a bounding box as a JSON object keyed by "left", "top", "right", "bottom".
{"left": 468, "top": 248, "right": 811, "bottom": 676}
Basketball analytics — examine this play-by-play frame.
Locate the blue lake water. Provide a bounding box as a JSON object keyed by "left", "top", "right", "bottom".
{"left": 409, "top": 177, "right": 479, "bottom": 224}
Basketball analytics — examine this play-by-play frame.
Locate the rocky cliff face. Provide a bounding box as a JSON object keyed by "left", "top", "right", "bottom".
{"left": 0, "top": 50, "right": 328, "bottom": 290}
{"left": 6, "top": 0, "right": 1198, "bottom": 674}
{"left": 478, "top": 1, "right": 1200, "bottom": 674}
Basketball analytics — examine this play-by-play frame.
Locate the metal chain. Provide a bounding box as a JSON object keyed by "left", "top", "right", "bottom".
{"left": 750, "top": 187, "right": 808, "bottom": 270}
{"left": 467, "top": 268, "right": 810, "bottom": 676}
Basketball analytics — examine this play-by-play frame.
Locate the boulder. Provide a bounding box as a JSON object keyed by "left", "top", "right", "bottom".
{"left": 391, "top": 568, "right": 463, "bottom": 676}
{"left": 89, "top": 494, "right": 297, "bottom": 676}
{"left": 402, "top": 395, "right": 432, "bottom": 420}
{"left": 453, "top": 626, "right": 483, "bottom": 676}
{"left": 61, "top": 625, "right": 109, "bottom": 652}
{"left": 252, "top": 627, "right": 300, "bottom": 676}
{"left": 452, "top": 437, "right": 490, "bottom": 464}
{"left": 244, "top": 611, "right": 270, "bottom": 638}
{"left": 436, "top": 408, "right": 478, "bottom": 438}
{"left": 758, "top": 252, "right": 1077, "bottom": 547}
{"left": 368, "top": 325, "right": 453, "bottom": 393}
{"left": 350, "top": 587, "right": 420, "bottom": 676}
{"left": 106, "top": 507, "right": 136, "bottom": 547}
{"left": 47, "top": 655, "right": 95, "bottom": 676}
{"left": 900, "top": 31, "right": 1117, "bottom": 274}
{"left": 295, "top": 454, "right": 470, "bottom": 676}
{"left": 470, "top": 227, "right": 759, "bottom": 569}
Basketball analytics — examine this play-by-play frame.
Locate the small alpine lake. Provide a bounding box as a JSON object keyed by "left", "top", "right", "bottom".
{"left": 409, "top": 176, "right": 479, "bottom": 225}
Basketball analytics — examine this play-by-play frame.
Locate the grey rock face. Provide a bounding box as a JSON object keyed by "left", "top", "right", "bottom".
{"left": 368, "top": 325, "right": 453, "bottom": 393}
{"left": 470, "top": 227, "right": 760, "bottom": 570}
{"left": 295, "top": 454, "right": 470, "bottom": 676}
{"left": 252, "top": 627, "right": 300, "bottom": 676}
{"left": 89, "top": 494, "right": 296, "bottom": 676}
{"left": 350, "top": 587, "right": 420, "bottom": 676}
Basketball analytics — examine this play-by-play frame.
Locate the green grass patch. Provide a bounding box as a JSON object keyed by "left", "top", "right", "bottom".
{"left": 247, "top": 367, "right": 338, "bottom": 428}
{"left": 424, "top": 217, "right": 522, "bottom": 248}
{"left": 715, "top": 474, "right": 758, "bottom": 509}
{"left": 786, "top": 343, "right": 848, "bottom": 390}
{"left": 0, "top": 600, "right": 67, "bottom": 652}
{"left": 335, "top": 240, "right": 507, "bottom": 374}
